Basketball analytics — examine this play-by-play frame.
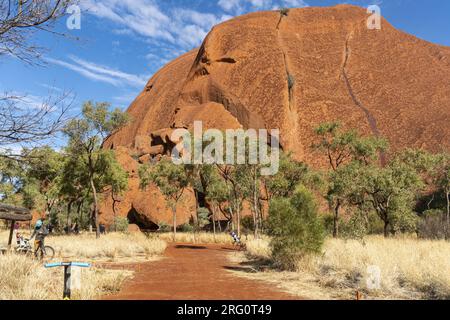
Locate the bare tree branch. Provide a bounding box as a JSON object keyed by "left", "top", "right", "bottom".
{"left": 0, "top": 0, "right": 77, "bottom": 64}
{"left": 0, "top": 90, "right": 75, "bottom": 159}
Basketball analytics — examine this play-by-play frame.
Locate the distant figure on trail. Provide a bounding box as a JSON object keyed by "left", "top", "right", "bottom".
{"left": 230, "top": 231, "right": 241, "bottom": 245}
{"left": 29, "top": 218, "right": 49, "bottom": 257}
{"left": 99, "top": 224, "right": 106, "bottom": 235}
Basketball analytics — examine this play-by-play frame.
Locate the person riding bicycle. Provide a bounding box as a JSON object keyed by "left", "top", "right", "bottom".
{"left": 230, "top": 231, "right": 241, "bottom": 245}
{"left": 29, "top": 219, "right": 49, "bottom": 257}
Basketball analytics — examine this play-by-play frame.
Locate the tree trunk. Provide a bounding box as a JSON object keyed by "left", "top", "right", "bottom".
{"left": 253, "top": 170, "right": 259, "bottom": 239}
{"left": 8, "top": 220, "right": 15, "bottom": 248}
{"left": 236, "top": 205, "right": 241, "bottom": 237}
{"left": 77, "top": 200, "right": 83, "bottom": 229}
{"left": 445, "top": 190, "right": 450, "bottom": 240}
{"left": 90, "top": 177, "right": 100, "bottom": 239}
{"left": 172, "top": 206, "right": 177, "bottom": 242}
{"left": 383, "top": 220, "right": 389, "bottom": 238}
{"left": 217, "top": 207, "right": 222, "bottom": 232}
{"left": 212, "top": 204, "right": 216, "bottom": 242}
{"left": 333, "top": 201, "right": 341, "bottom": 238}
{"left": 111, "top": 192, "right": 117, "bottom": 232}
{"left": 67, "top": 201, "right": 73, "bottom": 234}
{"left": 446, "top": 190, "right": 449, "bottom": 225}
{"left": 228, "top": 207, "right": 234, "bottom": 232}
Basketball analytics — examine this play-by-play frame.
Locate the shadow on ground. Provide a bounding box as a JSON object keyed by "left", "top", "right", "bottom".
{"left": 174, "top": 245, "right": 207, "bottom": 250}
{"left": 224, "top": 257, "right": 274, "bottom": 274}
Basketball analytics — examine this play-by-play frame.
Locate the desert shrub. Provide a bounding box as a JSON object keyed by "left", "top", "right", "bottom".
{"left": 280, "top": 8, "right": 289, "bottom": 16}
{"left": 340, "top": 212, "right": 368, "bottom": 240}
{"left": 287, "top": 74, "right": 295, "bottom": 90}
{"left": 158, "top": 221, "right": 171, "bottom": 233}
{"left": 241, "top": 216, "right": 255, "bottom": 234}
{"left": 114, "top": 216, "right": 129, "bottom": 233}
{"left": 267, "top": 186, "right": 325, "bottom": 270}
{"left": 196, "top": 207, "right": 210, "bottom": 230}
{"left": 418, "top": 209, "right": 449, "bottom": 240}
{"left": 179, "top": 223, "right": 194, "bottom": 232}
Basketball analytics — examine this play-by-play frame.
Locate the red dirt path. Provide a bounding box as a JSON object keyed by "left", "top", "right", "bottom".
{"left": 104, "top": 243, "right": 298, "bottom": 300}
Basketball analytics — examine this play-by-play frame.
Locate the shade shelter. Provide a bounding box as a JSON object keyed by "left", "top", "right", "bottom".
{"left": 0, "top": 204, "right": 32, "bottom": 248}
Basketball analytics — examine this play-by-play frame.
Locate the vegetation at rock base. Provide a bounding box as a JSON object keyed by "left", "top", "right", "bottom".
{"left": 267, "top": 186, "right": 325, "bottom": 270}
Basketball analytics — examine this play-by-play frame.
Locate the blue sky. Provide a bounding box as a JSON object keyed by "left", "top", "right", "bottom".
{"left": 0, "top": 0, "right": 449, "bottom": 120}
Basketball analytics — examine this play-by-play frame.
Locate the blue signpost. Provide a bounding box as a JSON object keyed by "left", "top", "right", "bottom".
{"left": 45, "top": 262, "right": 91, "bottom": 299}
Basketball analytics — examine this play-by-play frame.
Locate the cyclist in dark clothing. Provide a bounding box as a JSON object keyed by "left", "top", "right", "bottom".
{"left": 30, "top": 219, "right": 49, "bottom": 257}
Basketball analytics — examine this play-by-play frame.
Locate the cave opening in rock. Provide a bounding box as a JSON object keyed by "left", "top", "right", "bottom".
{"left": 196, "top": 190, "right": 207, "bottom": 208}
{"left": 127, "top": 207, "right": 159, "bottom": 231}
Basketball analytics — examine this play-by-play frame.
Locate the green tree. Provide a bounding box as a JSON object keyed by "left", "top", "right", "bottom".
{"left": 99, "top": 151, "right": 129, "bottom": 231}
{"left": 22, "top": 146, "right": 63, "bottom": 213}
{"left": 58, "top": 147, "right": 91, "bottom": 232}
{"left": 0, "top": 156, "right": 23, "bottom": 206}
{"left": 432, "top": 153, "right": 450, "bottom": 231}
{"left": 63, "top": 101, "right": 129, "bottom": 238}
{"left": 267, "top": 186, "right": 325, "bottom": 270}
{"left": 139, "top": 158, "right": 190, "bottom": 241}
{"left": 313, "top": 122, "right": 387, "bottom": 237}
{"left": 356, "top": 160, "right": 423, "bottom": 237}
{"left": 201, "top": 165, "right": 228, "bottom": 239}
{"left": 263, "top": 152, "right": 310, "bottom": 201}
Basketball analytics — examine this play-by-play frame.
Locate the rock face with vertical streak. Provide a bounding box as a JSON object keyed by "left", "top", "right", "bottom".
{"left": 99, "top": 5, "right": 450, "bottom": 229}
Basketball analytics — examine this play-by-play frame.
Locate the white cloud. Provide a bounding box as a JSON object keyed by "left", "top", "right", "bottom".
{"left": 218, "top": 0, "right": 244, "bottom": 14}
{"left": 78, "top": 0, "right": 309, "bottom": 70}
{"left": 219, "top": 0, "right": 308, "bottom": 14}
{"left": 47, "top": 56, "right": 148, "bottom": 88}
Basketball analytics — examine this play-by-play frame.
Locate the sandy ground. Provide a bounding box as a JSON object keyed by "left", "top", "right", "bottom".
{"left": 104, "top": 243, "right": 298, "bottom": 300}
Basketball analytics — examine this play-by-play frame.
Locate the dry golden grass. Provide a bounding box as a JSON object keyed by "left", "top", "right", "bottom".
{"left": 1, "top": 230, "right": 167, "bottom": 263}
{"left": 0, "top": 230, "right": 167, "bottom": 300}
{"left": 50, "top": 232, "right": 167, "bottom": 262}
{"left": 239, "top": 236, "right": 450, "bottom": 300}
{"left": 156, "top": 232, "right": 269, "bottom": 246}
{"left": 157, "top": 232, "right": 236, "bottom": 244}
{"left": 0, "top": 253, "right": 131, "bottom": 300}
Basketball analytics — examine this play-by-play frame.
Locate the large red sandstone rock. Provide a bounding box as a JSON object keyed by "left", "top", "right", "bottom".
{"left": 100, "top": 5, "right": 450, "bottom": 228}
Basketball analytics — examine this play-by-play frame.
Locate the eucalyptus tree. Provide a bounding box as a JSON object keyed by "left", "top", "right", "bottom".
{"left": 312, "top": 122, "right": 387, "bottom": 237}
{"left": 139, "top": 158, "right": 190, "bottom": 241}
{"left": 63, "top": 101, "right": 129, "bottom": 238}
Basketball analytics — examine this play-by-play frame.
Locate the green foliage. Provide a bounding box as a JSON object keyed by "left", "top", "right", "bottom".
{"left": 196, "top": 207, "right": 210, "bottom": 229}
{"left": 351, "top": 159, "right": 423, "bottom": 236}
{"left": 264, "top": 152, "right": 310, "bottom": 200}
{"left": 62, "top": 101, "right": 129, "bottom": 236}
{"left": 418, "top": 209, "right": 449, "bottom": 240}
{"left": 179, "top": 223, "right": 194, "bottom": 232}
{"left": 0, "top": 156, "right": 23, "bottom": 205}
{"left": 22, "top": 146, "right": 64, "bottom": 211}
{"left": 267, "top": 186, "right": 325, "bottom": 270}
{"left": 313, "top": 122, "right": 388, "bottom": 237}
{"left": 313, "top": 122, "right": 388, "bottom": 170}
{"left": 241, "top": 215, "right": 255, "bottom": 233}
{"left": 287, "top": 74, "right": 295, "bottom": 90}
{"left": 280, "top": 8, "right": 290, "bottom": 16}
{"left": 139, "top": 159, "right": 189, "bottom": 209}
{"left": 114, "top": 216, "right": 129, "bottom": 233}
{"left": 158, "top": 221, "right": 171, "bottom": 232}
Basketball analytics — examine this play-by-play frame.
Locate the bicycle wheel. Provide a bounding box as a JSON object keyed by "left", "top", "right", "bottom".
{"left": 44, "top": 246, "right": 55, "bottom": 260}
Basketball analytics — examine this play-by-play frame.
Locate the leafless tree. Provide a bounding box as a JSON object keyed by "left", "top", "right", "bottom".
{"left": 0, "top": 91, "right": 74, "bottom": 159}
{"left": 0, "top": 1, "right": 78, "bottom": 159}
{"left": 0, "top": 0, "right": 76, "bottom": 64}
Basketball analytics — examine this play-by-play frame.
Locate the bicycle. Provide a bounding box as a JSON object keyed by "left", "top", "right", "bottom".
{"left": 15, "top": 234, "right": 55, "bottom": 261}
{"left": 230, "top": 231, "right": 247, "bottom": 251}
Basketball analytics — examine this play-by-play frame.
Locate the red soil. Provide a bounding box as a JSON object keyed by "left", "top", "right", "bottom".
{"left": 104, "top": 243, "right": 298, "bottom": 300}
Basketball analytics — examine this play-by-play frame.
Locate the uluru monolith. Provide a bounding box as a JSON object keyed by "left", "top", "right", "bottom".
{"left": 99, "top": 5, "right": 450, "bottom": 229}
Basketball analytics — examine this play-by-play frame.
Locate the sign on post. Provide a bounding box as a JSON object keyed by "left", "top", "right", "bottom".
{"left": 45, "top": 262, "right": 91, "bottom": 299}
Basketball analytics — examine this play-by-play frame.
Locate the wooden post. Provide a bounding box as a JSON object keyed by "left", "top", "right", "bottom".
{"left": 8, "top": 220, "right": 15, "bottom": 248}
{"left": 63, "top": 265, "right": 72, "bottom": 300}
